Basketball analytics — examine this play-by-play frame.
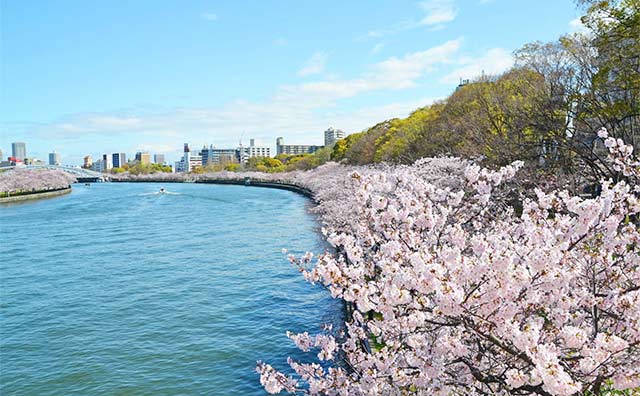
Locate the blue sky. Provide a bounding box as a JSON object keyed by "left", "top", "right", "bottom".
{"left": 1, "top": 0, "right": 585, "bottom": 165}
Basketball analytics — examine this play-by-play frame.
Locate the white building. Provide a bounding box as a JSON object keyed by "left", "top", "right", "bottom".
{"left": 276, "top": 137, "right": 323, "bottom": 155}
{"left": 92, "top": 159, "right": 105, "bottom": 172}
{"left": 324, "top": 127, "right": 345, "bottom": 146}
{"left": 91, "top": 155, "right": 112, "bottom": 172}
{"left": 154, "top": 153, "right": 165, "bottom": 165}
{"left": 175, "top": 143, "right": 203, "bottom": 172}
{"left": 101, "top": 154, "right": 113, "bottom": 171}
{"left": 238, "top": 139, "right": 271, "bottom": 163}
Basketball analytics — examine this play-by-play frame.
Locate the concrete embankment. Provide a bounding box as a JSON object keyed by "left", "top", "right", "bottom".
{"left": 196, "top": 179, "right": 314, "bottom": 199}
{"left": 0, "top": 187, "right": 72, "bottom": 204}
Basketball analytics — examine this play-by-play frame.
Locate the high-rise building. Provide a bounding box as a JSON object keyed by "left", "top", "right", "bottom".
{"left": 200, "top": 145, "right": 210, "bottom": 165}
{"left": 200, "top": 145, "right": 238, "bottom": 166}
{"left": 324, "top": 127, "right": 345, "bottom": 146}
{"left": 112, "top": 153, "right": 127, "bottom": 168}
{"left": 12, "top": 142, "right": 26, "bottom": 161}
{"left": 101, "top": 154, "right": 113, "bottom": 171}
{"left": 48, "top": 151, "right": 61, "bottom": 166}
{"left": 276, "top": 137, "right": 323, "bottom": 155}
{"left": 189, "top": 153, "right": 202, "bottom": 170}
{"left": 175, "top": 143, "right": 202, "bottom": 172}
{"left": 91, "top": 159, "right": 104, "bottom": 172}
{"left": 154, "top": 154, "right": 165, "bottom": 165}
{"left": 83, "top": 155, "right": 93, "bottom": 169}
{"left": 135, "top": 152, "right": 151, "bottom": 164}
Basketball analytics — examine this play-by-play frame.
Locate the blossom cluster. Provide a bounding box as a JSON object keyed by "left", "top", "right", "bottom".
{"left": 257, "top": 131, "right": 639, "bottom": 395}
{"left": 0, "top": 168, "right": 76, "bottom": 194}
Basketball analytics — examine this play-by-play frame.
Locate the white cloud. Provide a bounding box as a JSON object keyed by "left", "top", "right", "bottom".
{"left": 357, "top": 0, "right": 458, "bottom": 41}
{"left": 297, "top": 52, "right": 329, "bottom": 77}
{"left": 30, "top": 41, "right": 462, "bottom": 140}
{"left": 12, "top": 40, "right": 466, "bottom": 162}
{"left": 284, "top": 38, "right": 461, "bottom": 101}
{"left": 418, "top": 0, "right": 458, "bottom": 26}
{"left": 201, "top": 13, "right": 219, "bottom": 21}
{"left": 20, "top": 96, "right": 437, "bottom": 160}
{"left": 373, "top": 38, "right": 461, "bottom": 84}
{"left": 568, "top": 17, "right": 588, "bottom": 33}
{"left": 440, "top": 47, "right": 513, "bottom": 84}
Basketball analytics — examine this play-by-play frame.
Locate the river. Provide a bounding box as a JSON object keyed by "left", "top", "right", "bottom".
{"left": 0, "top": 182, "right": 342, "bottom": 395}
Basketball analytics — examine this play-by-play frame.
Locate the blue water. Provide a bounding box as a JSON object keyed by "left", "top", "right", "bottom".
{"left": 0, "top": 183, "right": 342, "bottom": 395}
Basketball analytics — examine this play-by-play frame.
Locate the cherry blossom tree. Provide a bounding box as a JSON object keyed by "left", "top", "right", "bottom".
{"left": 0, "top": 169, "right": 76, "bottom": 195}
{"left": 257, "top": 129, "right": 639, "bottom": 396}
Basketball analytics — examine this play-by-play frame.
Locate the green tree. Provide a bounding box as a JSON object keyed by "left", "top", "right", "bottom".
{"left": 224, "top": 163, "right": 241, "bottom": 172}
{"left": 514, "top": 0, "right": 639, "bottom": 180}
{"left": 245, "top": 157, "right": 285, "bottom": 172}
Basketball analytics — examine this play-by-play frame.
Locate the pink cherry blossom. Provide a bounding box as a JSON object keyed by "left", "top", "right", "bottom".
{"left": 256, "top": 129, "right": 640, "bottom": 396}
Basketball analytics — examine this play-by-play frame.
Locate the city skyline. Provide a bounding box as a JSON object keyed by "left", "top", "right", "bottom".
{"left": 1, "top": 128, "right": 342, "bottom": 167}
{"left": 1, "top": 1, "right": 584, "bottom": 164}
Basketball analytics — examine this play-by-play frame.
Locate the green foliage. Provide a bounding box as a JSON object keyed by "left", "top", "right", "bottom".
{"left": 246, "top": 156, "right": 285, "bottom": 173}
{"left": 126, "top": 162, "right": 172, "bottom": 175}
{"left": 202, "top": 163, "right": 226, "bottom": 172}
{"left": 376, "top": 105, "right": 444, "bottom": 163}
{"left": 331, "top": 137, "right": 353, "bottom": 161}
{"left": 330, "top": 68, "right": 559, "bottom": 167}
{"left": 279, "top": 146, "right": 333, "bottom": 171}
{"left": 436, "top": 69, "right": 558, "bottom": 165}
{"left": 576, "top": 0, "right": 639, "bottom": 143}
{"left": 330, "top": 129, "right": 384, "bottom": 165}
{"left": 583, "top": 380, "right": 639, "bottom": 395}
{"left": 238, "top": 146, "right": 336, "bottom": 173}
{"left": 224, "top": 163, "right": 241, "bottom": 172}
{"left": 369, "top": 334, "right": 386, "bottom": 353}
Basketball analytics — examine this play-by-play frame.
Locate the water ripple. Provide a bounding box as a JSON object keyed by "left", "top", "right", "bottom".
{"left": 0, "top": 182, "right": 342, "bottom": 396}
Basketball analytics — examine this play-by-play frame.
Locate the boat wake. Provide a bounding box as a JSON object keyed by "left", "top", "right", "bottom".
{"left": 140, "top": 191, "right": 181, "bottom": 196}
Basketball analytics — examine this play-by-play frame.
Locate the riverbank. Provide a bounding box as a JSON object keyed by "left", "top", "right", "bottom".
{"left": 0, "top": 186, "right": 72, "bottom": 204}
{"left": 0, "top": 168, "right": 77, "bottom": 204}
{"left": 111, "top": 177, "right": 315, "bottom": 200}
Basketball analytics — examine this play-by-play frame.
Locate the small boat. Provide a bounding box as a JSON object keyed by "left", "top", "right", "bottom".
{"left": 84, "top": 183, "right": 91, "bottom": 186}
{"left": 159, "top": 188, "right": 166, "bottom": 193}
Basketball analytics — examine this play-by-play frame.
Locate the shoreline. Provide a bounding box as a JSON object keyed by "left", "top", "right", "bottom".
{"left": 111, "top": 177, "right": 315, "bottom": 200}
{"left": 198, "top": 179, "right": 313, "bottom": 199}
{"left": 0, "top": 187, "right": 72, "bottom": 204}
